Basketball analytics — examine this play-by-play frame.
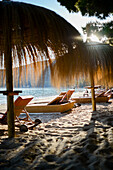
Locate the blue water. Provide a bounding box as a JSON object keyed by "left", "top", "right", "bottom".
{"left": 0, "top": 87, "right": 85, "bottom": 104}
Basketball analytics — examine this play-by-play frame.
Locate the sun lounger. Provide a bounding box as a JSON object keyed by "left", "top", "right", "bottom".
{"left": 0, "top": 96, "right": 41, "bottom": 131}
{"left": 26, "top": 90, "right": 75, "bottom": 113}
{"left": 26, "top": 98, "right": 75, "bottom": 113}
{"left": 72, "top": 89, "right": 111, "bottom": 103}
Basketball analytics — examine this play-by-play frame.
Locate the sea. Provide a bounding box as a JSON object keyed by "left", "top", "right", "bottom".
{"left": 0, "top": 87, "right": 85, "bottom": 105}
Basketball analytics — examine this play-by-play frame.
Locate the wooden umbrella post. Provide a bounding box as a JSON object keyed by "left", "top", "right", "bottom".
{"left": 90, "top": 73, "right": 96, "bottom": 111}
{"left": 5, "top": 51, "right": 15, "bottom": 138}
{"left": 5, "top": 43, "right": 15, "bottom": 138}
{"left": 4, "top": 7, "right": 15, "bottom": 138}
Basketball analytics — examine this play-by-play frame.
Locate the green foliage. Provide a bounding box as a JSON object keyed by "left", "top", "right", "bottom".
{"left": 57, "top": 0, "right": 113, "bottom": 18}
{"left": 82, "top": 21, "right": 113, "bottom": 45}
{"left": 102, "top": 22, "right": 113, "bottom": 38}
{"left": 57, "top": 0, "right": 78, "bottom": 13}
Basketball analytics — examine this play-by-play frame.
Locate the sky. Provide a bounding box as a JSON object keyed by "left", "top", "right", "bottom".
{"left": 11, "top": 0, "right": 113, "bottom": 39}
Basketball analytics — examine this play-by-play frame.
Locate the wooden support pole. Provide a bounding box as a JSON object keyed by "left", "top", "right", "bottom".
{"left": 4, "top": 7, "right": 15, "bottom": 138}
{"left": 90, "top": 74, "right": 96, "bottom": 111}
{"left": 5, "top": 44, "right": 15, "bottom": 138}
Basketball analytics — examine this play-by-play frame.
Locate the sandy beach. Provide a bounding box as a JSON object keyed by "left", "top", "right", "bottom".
{"left": 0, "top": 100, "right": 113, "bottom": 169}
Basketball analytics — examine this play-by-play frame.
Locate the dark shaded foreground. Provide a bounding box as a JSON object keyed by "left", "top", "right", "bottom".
{"left": 0, "top": 101, "right": 113, "bottom": 170}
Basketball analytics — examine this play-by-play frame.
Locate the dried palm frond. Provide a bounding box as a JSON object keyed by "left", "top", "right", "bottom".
{"left": 51, "top": 43, "right": 113, "bottom": 88}
{"left": 0, "top": 1, "right": 81, "bottom": 67}
{"left": 0, "top": 1, "right": 82, "bottom": 87}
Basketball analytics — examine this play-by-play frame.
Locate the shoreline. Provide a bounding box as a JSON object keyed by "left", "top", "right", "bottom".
{"left": 0, "top": 100, "right": 113, "bottom": 169}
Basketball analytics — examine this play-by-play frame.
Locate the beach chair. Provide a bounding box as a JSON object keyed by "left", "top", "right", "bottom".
{"left": 59, "top": 89, "right": 75, "bottom": 103}
{"left": 0, "top": 96, "right": 41, "bottom": 131}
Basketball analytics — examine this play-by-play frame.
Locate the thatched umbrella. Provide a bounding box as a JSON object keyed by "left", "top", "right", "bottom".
{"left": 51, "top": 42, "right": 113, "bottom": 111}
{"left": 0, "top": 0, "right": 82, "bottom": 137}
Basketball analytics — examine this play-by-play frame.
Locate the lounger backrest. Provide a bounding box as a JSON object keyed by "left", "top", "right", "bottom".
{"left": 0, "top": 96, "right": 33, "bottom": 123}
{"left": 96, "top": 90, "right": 106, "bottom": 97}
{"left": 60, "top": 89, "right": 75, "bottom": 103}
{"left": 14, "top": 96, "right": 33, "bottom": 118}
{"left": 48, "top": 95, "right": 63, "bottom": 105}
{"left": 104, "top": 89, "right": 111, "bottom": 96}
{"left": 59, "top": 91, "right": 66, "bottom": 96}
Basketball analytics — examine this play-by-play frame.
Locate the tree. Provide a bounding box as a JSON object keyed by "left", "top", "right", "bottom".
{"left": 57, "top": 0, "right": 113, "bottom": 18}
{"left": 101, "top": 22, "right": 113, "bottom": 44}
{"left": 82, "top": 21, "right": 113, "bottom": 45}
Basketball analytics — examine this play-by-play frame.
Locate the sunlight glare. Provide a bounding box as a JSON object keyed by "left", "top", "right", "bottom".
{"left": 90, "top": 34, "right": 100, "bottom": 42}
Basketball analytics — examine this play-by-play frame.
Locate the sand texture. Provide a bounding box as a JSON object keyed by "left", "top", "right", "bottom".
{"left": 0, "top": 100, "right": 113, "bottom": 169}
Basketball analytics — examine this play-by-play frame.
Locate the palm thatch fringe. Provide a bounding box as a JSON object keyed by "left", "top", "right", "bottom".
{"left": 51, "top": 43, "right": 113, "bottom": 88}
{"left": 0, "top": 1, "right": 81, "bottom": 71}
